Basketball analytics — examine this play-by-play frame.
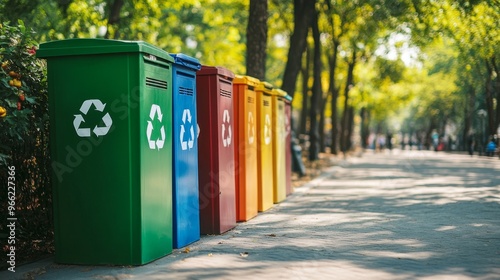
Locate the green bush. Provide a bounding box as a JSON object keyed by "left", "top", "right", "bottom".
{"left": 0, "top": 20, "right": 53, "bottom": 266}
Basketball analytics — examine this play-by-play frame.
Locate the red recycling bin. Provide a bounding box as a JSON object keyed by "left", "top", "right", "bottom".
{"left": 196, "top": 66, "right": 236, "bottom": 234}
{"left": 284, "top": 94, "right": 293, "bottom": 196}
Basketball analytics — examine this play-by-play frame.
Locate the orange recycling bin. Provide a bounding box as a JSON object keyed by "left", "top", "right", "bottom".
{"left": 271, "top": 88, "right": 287, "bottom": 203}
{"left": 255, "top": 82, "right": 274, "bottom": 212}
{"left": 232, "top": 75, "right": 259, "bottom": 222}
{"left": 284, "top": 94, "right": 293, "bottom": 196}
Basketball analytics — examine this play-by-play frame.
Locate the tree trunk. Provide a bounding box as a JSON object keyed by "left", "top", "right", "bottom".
{"left": 329, "top": 40, "right": 340, "bottom": 154}
{"left": 491, "top": 57, "right": 500, "bottom": 135}
{"left": 319, "top": 94, "right": 328, "bottom": 152}
{"left": 308, "top": 8, "right": 322, "bottom": 161}
{"left": 326, "top": 1, "right": 341, "bottom": 155}
{"left": 281, "top": 0, "right": 316, "bottom": 98}
{"left": 346, "top": 106, "right": 355, "bottom": 150}
{"left": 485, "top": 59, "right": 495, "bottom": 137}
{"left": 299, "top": 46, "right": 311, "bottom": 135}
{"left": 246, "top": 0, "right": 268, "bottom": 80}
{"left": 340, "top": 49, "right": 356, "bottom": 153}
{"left": 330, "top": 87, "right": 339, "bottom": 154}
{"left": 57, "top": 0, "right": 73, "bottom": 15}
{"left": 360, "top": 107, "right": 370, "bottom": 149}
{"left": 462, "top": 85, "right": 475, "bottom": 151}
{"left": 105, "top": 0, "right": 125, "bottom": 39}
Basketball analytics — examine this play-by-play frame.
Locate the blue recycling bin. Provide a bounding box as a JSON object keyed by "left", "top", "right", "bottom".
{"left": 170, "top": 54, "right": 201, "bottom": 248}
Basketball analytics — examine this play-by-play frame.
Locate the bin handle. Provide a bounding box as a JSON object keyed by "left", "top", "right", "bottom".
{"left": 143, "top": 55, "right": 171, "bottom": 68}
{"left": 176, "top": 59, "right": 201, "bottom": 71}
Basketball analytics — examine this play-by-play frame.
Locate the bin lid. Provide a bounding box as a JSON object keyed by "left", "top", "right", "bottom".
{"left": 272, "top": 88, "right": 287, "bottom": 97}
{"left": 255, "top": 81, "right": 273, "bottom": 95}
{"left": 37, "top": 38, "right": 174, "bottom": 63}
{"left": 170, "top": 53, "right": 201, "bottom": 71}
{"left": 233, "top": 75, "right": 260, "bottom": 87}
{"left": 197, "top": 65, "right": 235, "bottom": 80}
{"left": 285, "top": 94, "right": 293, "bottom": 102}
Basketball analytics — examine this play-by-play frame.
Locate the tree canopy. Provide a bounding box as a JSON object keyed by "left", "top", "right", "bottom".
{"left": 1, "top": 0, "right": 498, "bottom": 152}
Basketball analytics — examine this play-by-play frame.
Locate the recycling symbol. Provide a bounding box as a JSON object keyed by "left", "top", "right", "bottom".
{"left": 279, "top": 114, "right": 286, "bottom": 139}
{"left": 180, "top": 109, "right": 195, "bottom": 150}
{"left": 248, "top": 111, "right": 255, "bottom": 144}
{"left": 146, "top": 104, "right": 165, "bottom": 150}
{"left": 221, "top": 109, "right": 232, "bottom": 147}
{"left": 264, "top": 114, "right": 271, "bottom": 145}
{"left": 73, "top": 99, "right": 113, "bottom": 137}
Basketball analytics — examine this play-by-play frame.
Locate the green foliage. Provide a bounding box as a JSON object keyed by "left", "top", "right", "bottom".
{"left": 0, "top": 20, "right": 47, "bottom": 164}
{"left": 374, "top": 57, "right": 406, "bottom": 83}
{"left": 0, "top": 21, "right": 53, "bottom": 265}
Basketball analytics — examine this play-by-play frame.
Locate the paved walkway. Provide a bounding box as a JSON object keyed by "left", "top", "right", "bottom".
{"left": 3, "top": 150, "right": 500, "bottom": 279}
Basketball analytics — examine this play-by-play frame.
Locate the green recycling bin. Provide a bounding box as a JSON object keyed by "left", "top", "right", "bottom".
{"left": 37, "top": 39, "right": 174, "bottom": 265}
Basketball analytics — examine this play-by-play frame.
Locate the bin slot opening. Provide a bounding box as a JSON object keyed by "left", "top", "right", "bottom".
{"left": 146, "top": 77, "right": 168, "bottom": 90}
{"left": 263, "top": 100, "right": 270, "bottom": 107}
{"left": 179, "top": 86, "right": 194, "bottom": 96}
{"left": 247, "top": 96, "right": 255, "bottom": 104}
{"left": 248, "top": 85, "right": 255, "bottom": 91}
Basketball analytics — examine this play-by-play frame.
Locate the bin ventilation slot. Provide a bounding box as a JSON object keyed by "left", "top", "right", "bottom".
{"left": 248, "top": 86, "right": 255, "bottom": 91}
{"left": 263, "top": 100, "right": 270, "bottom": 107}
{"left": 247, "top": 96, "right": 255, "bottom": 104}
{"left": 220, "top": 88, "right": 232, "bottom": 98}
{"left": 179, "top": 87, "right": 194, "bottom": 96}
{"left": 178, "top": 71, "right": 195, "bottom": 79}
{"left": 146, "top": 77, "right": 168, "bottom": 90}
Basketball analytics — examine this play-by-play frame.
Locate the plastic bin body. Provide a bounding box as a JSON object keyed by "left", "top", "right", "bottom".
{"left": 284, "top": 95, "right": 293, "bottom": 196}
{"left": 37, "top": 39, "right": 173, "bottom": 265}
{"left": 271, "top": 89, "right": 287, "bottom": 203}
{"left": 232, "top": 75, "right": 259, "bottom": 222}
{"left": 255, "top": 82, "right": 274, "bottom": 212}
{"left": 196, "top": 66, "right": 236, "bottom": 234}
{"left": 170, "top": 54, "right": 201, "bottom": 248}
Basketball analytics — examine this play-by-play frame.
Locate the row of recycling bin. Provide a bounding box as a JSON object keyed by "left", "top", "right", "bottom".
{"left": 37, "top": 39, "right": 294, "bottom": 265}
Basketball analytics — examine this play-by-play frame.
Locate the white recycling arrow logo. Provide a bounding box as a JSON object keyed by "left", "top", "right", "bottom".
{"left": 73, "top": 99, "right": 113, "bottom": 137}
{"left": 180, "top": 109, "right": 195, "bottom": 150}
{"left": 248, "top": 111, "right": 255, "bottom": 145}
{"left": 146, "top": 104, "right": 165, "bottom": 150}
{"left": 264, "top": 113, "right": 271, "bottom": 145}
{"left": 221, "top": 109, "right": 232, "bottom": 147}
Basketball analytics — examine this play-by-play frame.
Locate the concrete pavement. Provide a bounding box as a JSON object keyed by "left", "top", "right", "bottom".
{"left": 3, "top": 150, "right": 500, "bottom": 279}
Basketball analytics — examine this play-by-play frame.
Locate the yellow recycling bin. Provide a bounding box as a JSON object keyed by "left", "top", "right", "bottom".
{"left": 255, "top": 82, "right": 274, "bottom": 212}
{"left": 271, "top": 88, "right": 287, "bottom": 203}
{"left": 233, "top": 75, "right": 260, "bottom": 221}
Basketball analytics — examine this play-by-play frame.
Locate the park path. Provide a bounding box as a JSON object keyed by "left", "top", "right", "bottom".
{"left": 4, "top": 150, "right": 500, "bottom": 279}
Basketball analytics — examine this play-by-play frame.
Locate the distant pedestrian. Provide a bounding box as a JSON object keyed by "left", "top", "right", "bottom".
{"left": 486, "top": 139, "right": 496, "bottom": 157}
{"left": 377, "top": 135, "right": 386, "bottom": 151}
{"left": 387, "top": 132, "right": 393, "bottom": 150}
{"left": 468, "top": 135, "right": 475, "bottom": 156}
